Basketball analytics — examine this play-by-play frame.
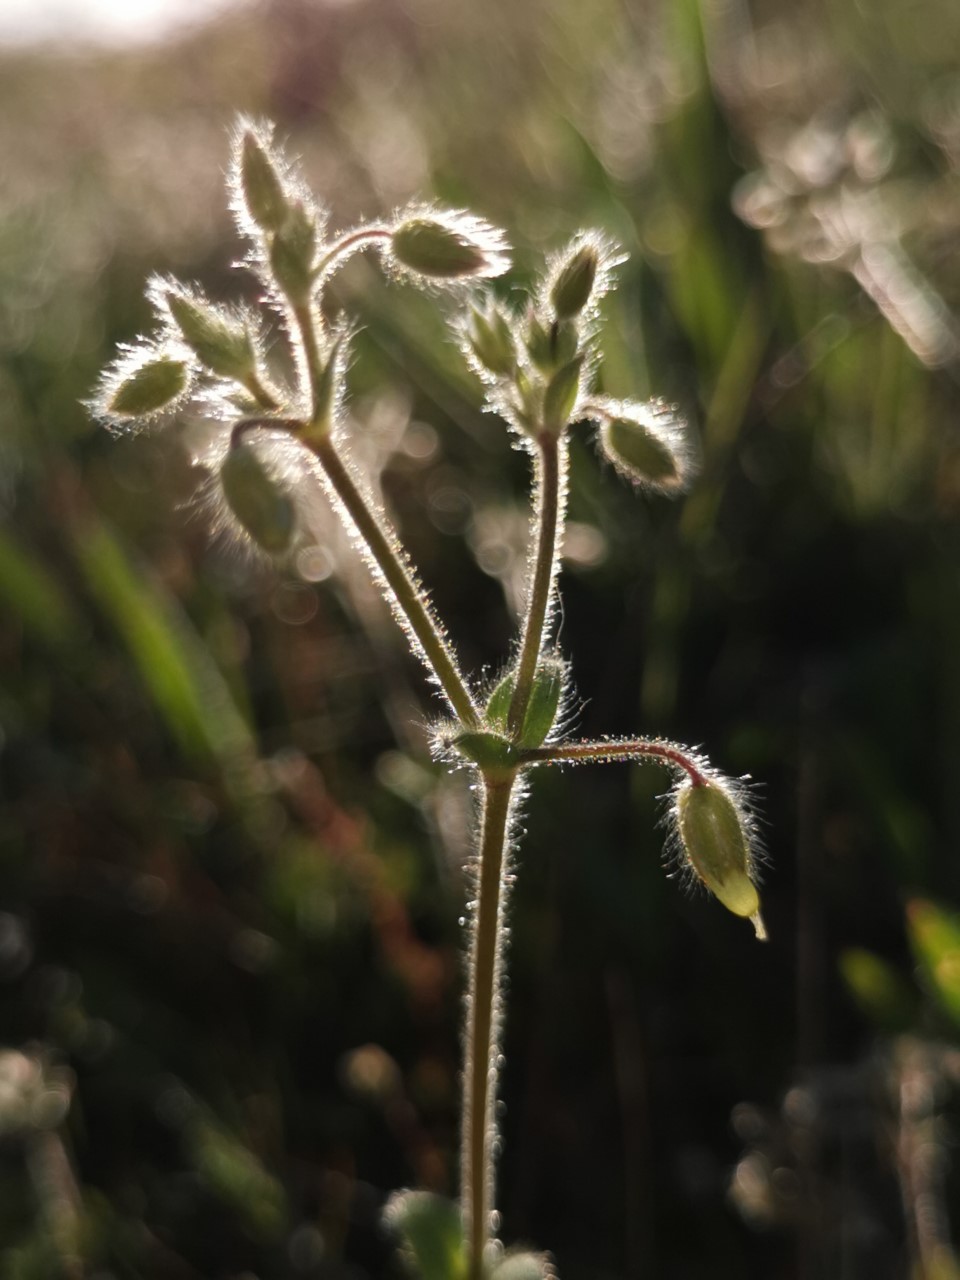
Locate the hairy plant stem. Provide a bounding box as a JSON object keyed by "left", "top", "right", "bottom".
{"left": 313, "top": 225, "right": 392, "bottom": 280}
{"left": 463, "top": 771, "right": 517, "bottom": 1278}
{"left": 506, "top": 432, "right": 565, "bottom": 735}
{"left": 292, "top": 300, "right": 479, "bottom": 726}
{"left": 460, "top": 430, "right": 567, "bottom": 1274}
{"left": 241, "top": 368, "right": 280, "bottom": 411}
{"left": 521, "top": 738, "right": 708, "bottom": 783}
{"left": 315, "top": 437, "right": 479, "bottom": 724}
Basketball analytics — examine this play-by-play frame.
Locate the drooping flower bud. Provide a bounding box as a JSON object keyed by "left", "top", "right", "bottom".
{"left": 673, "top": 775, "right": 766, "bottom": 939}
{"left": 220, "top": 437, "right": 297, "bottom": 554}
{"left": 550, "top": 242, "right": 599, "bottom": 320}
{"left": 239, "top": 128, "right": 291, "bottom": 234}
{"left": 389, "top": 209, "right": 510, "bottom": 281}
{"left": 594, "top": 397, "right": 692, "bottom": 494}
{"left": 164, "top": 289, "right": 255, "bottom": 382}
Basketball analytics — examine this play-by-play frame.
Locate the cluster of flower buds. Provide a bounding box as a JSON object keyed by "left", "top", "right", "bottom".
{"left": 459, "top": 234, "right": 694, "bottom": 494}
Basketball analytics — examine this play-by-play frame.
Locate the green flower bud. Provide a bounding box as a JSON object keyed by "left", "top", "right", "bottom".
{"left": 467, "top": 303, "right": 517, "bottom": 376}
{"left": 550, "top": 242, "right": 599, "bottom": 319}
{"left": 674, "top": 776, "right": 765, "bottom": 939}
{"left": 390, "top": 210, "right": 510, "bottom": 280}
{"left": 220, "top": 439, "right": 297, "bottom": 554}
{"left": 107, "top": 354, "right": 190, "bottom": 419}
{"left": 543, "top": 354, "right": 585, "bottom": 431}
{"left": 166, "top": 292, "right": 254, "bottom": 381}
{"left": 595, "top": 398, "right": 691, "bottom": 494}
{"left": 240, "top": 129, "right": 290, "bottom": 234}
{"left": 269, "top": 201, "right": 318, "bottom": 303}
{"left": 526, "top": 313, "right": 578, "bottom": 373}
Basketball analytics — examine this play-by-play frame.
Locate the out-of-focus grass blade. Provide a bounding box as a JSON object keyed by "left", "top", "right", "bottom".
{"left": 72, "top": 515, "right": 258, "bottom": 800}
{"left": 0, "top": 526, "right": 80, "bottom": 648}
{"left": 839, "top": 947, "right": 917, "bottom": 1033}
{"left": 906, "top": 898, "right": 960, "bottom": 1030}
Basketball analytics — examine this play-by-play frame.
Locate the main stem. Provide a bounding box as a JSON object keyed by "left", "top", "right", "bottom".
{"left": 462, "top": 429, "right": 566, "bottom": 1273}
{"left": 463, "top": 772, "right": 516, "bottom": 1278}
{"left": 506, "top": 433, "right": 564, "bottom": 735}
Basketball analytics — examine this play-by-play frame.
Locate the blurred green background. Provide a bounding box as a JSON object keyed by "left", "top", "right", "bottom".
{"left": 2, "top": 0, "right": 960, "bottom": 1276}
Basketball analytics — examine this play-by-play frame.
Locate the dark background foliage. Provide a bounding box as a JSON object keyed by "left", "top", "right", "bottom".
{"left": 1, "top": 0, "right": 959, "bottom": 1276}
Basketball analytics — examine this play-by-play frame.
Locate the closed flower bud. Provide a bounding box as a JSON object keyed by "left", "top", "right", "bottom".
{"left": 109, "top": 355, "right": 189, "bottom": 417}
{"left": 164, "top": 290, "right": 254, "bottom": 381}
{"left": 674, "top": 776, "right": 766, "bottom": 939}
{"left": 550, "top": 242, "right": 599, "bottom": 319}
{"left": 92, "top": 346, "right": 192, "bottom": 429}
{"left": 595, "top": 397, "right": 693, "bottom": 494}
{"left": 543, "top": 354, "right": 585, "bottom": 431}
{"left": 239, "top": 128, "right": 290, "bottom": 234}
{"left": 220, "top": 438, "right": 297, "bottom": 554}
{"left": 467, "top": 303, "right": 517, "bottom": 376}
{"left": 390, "top": 209, "right": 510, "bottom": 281}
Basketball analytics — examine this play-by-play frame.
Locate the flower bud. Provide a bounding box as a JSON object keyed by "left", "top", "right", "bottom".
{"left": 525, "top": 313, "right": 578, "bottom": 373}
{"left": 550, "top": 242, "right": 599, "bottom": 319}
{"left": 467, "top": 303, "right": 517, "bottom": 376}
{"left": 105, "top": 353, "right": 191, "bottom": 420}
{"left": 239, "top": 129, "right": 290, "bottom": 234}
{"left": 674, "top": 776, "right": 765, "bottom": 939}
{"left": 543, "top": 354, "right": 585, "bottom": 431}
{"left": 220, "top": 439, "right": 297, "bottom": 554}
{"left": 390, "top": 209, "right": 510, "bottom": 280}
{"left": 595, "top": 398, "right": 691, "bottom": 494}
{"left": 165, "top": 291, "right": 254, "bottom": 381}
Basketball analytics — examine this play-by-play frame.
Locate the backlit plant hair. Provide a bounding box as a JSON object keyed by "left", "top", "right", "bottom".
{"left": 89, "top": 118, "right": 767, "bottom": 1280}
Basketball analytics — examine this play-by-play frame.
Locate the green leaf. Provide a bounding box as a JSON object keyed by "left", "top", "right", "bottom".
{"left": 542, "top": 355, "right": 584, "bottom": 431}
{"left": 71, "top": 515, "right": 257, "bottom": 803}
{"left": 907, "top": 898, "right": 960, "bottom": 1029}
{"left": 0, "top": 527, "right": 79, "bottom": 647}
{"left": 384, "top": 1190, "right": 468, "bottom": 1280}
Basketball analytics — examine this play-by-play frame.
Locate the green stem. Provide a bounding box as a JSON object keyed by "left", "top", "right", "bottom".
{"left": 314, "top": 437, "right": 478, "bottom": 725}
{"left": 462, "top": 772, "right": 517, "bottom": 1278}
{"left": 520, "top": 738, "right": 708, "bottom": 783}
{"left": 241, "top": 367, "right": 280, "bottom": 411}
{"left": 313, "top": 225, "right": 392, "bottom": 280}
{"left": 292, "top": 301, "right": 328, "bottom": 418}
{"left": 506, "top": 433, "right": 565, "bottom": 736}
{"left": 291, "top": 301, "right": 479, "bottom": 725}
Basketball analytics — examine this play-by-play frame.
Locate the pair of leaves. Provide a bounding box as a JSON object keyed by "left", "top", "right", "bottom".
{"left": 385, "top": 1191, "right": 554, "bottom": 1280}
